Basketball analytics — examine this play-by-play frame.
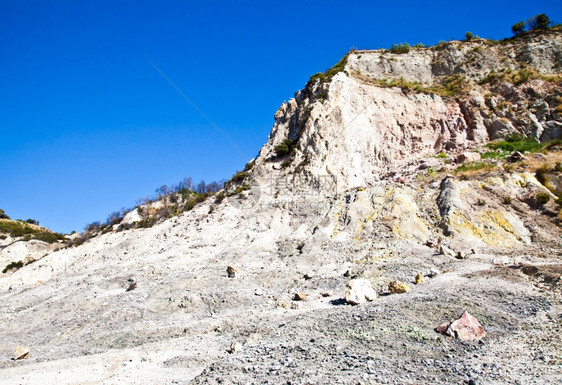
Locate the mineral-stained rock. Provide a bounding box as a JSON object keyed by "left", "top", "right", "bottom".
{"left": 345, "top": 279, "right": 377, "bottom": 305}
{"left": 388, "top": 280, "right": 409, "bottom": 294}
{"left": 436, "top": 311, "right": 486, "bottom": 341}
{"left": 415, "top": 273, "right": 424, "bottom": 284}
{"left": 13, "top": 346, "right": 30, "bottom": 360}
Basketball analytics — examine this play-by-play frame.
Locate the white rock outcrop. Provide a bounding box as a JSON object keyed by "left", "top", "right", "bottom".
{"left": 345, "top": 279, "right": 377, "bottom": 304}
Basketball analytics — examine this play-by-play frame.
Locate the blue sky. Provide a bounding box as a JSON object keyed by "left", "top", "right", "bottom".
{"left": 1, "top": 0, "right": 561, "bottom": 233}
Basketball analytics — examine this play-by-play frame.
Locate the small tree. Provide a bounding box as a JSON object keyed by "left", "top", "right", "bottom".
{"left": 0, "top": 209, "right": 10, "bottom": 219}
{"left": 155, "top": 184, "right": 170, "bottom": 198}
{"left": 527, "top": 13, "right": 551, "bottom": 30}
{"left": 106, "top": 211, "right": 123, "bottom": 226}
{"left": 178, "top": 177, "right": 193, "bottom": 191}
{"left": 196, "top": 181, "right": 207, "bottom": 194}
{"left": 464, "top": 31, "right": 474, "bottom": 41}
{"left": 511, "top": 21, "right": 526, "bottom": 35}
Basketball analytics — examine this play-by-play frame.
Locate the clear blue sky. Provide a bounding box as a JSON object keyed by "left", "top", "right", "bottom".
{"left": 1, "top": 0, "right": 561, "bottom": 233}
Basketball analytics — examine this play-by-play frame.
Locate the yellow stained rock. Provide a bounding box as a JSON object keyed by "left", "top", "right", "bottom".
{"left": 415, "top": 273, "right": 424, "bottom": 284}
{"left": 388, "top": 280, "right": 409, "bottom": 294}
{"left": 13, "top": 346, "right": 30, "bottom": 360}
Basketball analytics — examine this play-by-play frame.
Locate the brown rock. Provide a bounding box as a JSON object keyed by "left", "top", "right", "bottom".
{"left": 521, "top": 265, "right": 539, "bottom": 276}
{"left": 293, "top": 292, "right": 306, "bottom": 301}
{"left": 226, "top": 266, "right": 237, "bottom": 278}
{"left": 455, "top": 251, "right": 467, "bottom": 260}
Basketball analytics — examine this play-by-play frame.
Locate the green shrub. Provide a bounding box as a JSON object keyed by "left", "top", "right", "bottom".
{"left": 555, "top": 162, "right": 562, "bottom": 172}
{"left": 2, "top": 261, "right": 24, "bottom": 274}
{"left": 465, "top": 32, "right": 474, "bottom": 41}
{"left": 476, "top": 198, "right": 486, "bottom": 206}
{"left": 527, "top": 14, "right": 551, "bottom": 31}
{"left": 503, "top": 196, "right": 512, "bottom": 205}
{"left": 0, "top": 220, "right": 64, "bottom": 244}
{"left": 0, "top": 209, "right": 10, "bottom": 219}
{"left": 281, "top": 159, "right": 292, "bottom": 169}
{"left": 243, "top": 160, "right": 255, "bottom": 172}
{"left": 427, "top": 167, "right": 437, "bottom": 178}
{"left": 479, "top": 68, "right": 561, "bottom": 86}
{"left": 137, "top": 217, "right": 157, "bottom": 228}
{"left": 456, "top": 162, "right": 496, "bottom": 173}
{"left": 511, "top": 21, "right": 526, "bottom": 36}
{"left": 274, "top": 138, "right": 296, "bottom": 157}
{"left": 481, "top": 150, "right": 508, "bottom": 159}
{"left": 436, "top": 151, "right": 448, "bottom": 159}
{"left": 184, "top": 200, "right": 195, "bottom": 211}
{"left": 486, "top": 135, "right": 542, "bottom": 153}
{"left": 308, "top": 53, "right": 349, "bottom": 85}
{"left": 377, "top": 77, "right": 427, "bottom": 94}
{"left": 235, "top": 185, "right": 250, "bottom": 195}
{"left": 214, "top": 191, "right": 225, "bottom": 204}
{"left": 33, "top": 231, "right": 65, "bottom": 243}
{"left": 390, "top": 43, "right": 410, "bottom": 54}
{"left": 536, "top": 192, "right": 550, "bottom": 205}
{"left": 231, "top": 171, "right": 250, "bottom": 183}
{"left": 440, "top": 74, "right": 471, "bottom": 96}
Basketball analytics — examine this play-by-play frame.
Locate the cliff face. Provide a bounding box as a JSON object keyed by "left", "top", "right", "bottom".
{"left": 258, "top": 30, "right": 562, "bottom": 188}
{"left": 1, "top": 31, "right": 561, "bottom": 384}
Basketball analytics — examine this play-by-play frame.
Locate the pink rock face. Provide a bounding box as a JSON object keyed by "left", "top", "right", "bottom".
{"left": 437, "top": 311, "right": 487, "bottom": 341}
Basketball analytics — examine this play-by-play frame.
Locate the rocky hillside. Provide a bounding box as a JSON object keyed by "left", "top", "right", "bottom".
{"left": 0, "top": 29, "right": 561, "bottom": 385}
{"left": 0, "top": 215, "right": 67, "bottom": 275}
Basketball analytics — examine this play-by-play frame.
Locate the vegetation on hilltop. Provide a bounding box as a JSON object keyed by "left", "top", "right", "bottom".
{"left": 0, "top": 214, "right": 66, "bottom": 244}
{"left": 307, "top": 53, "right": 349, "bottom": 87}
{"left": 512, "top": 13, "right": 552, "bottom": 36}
